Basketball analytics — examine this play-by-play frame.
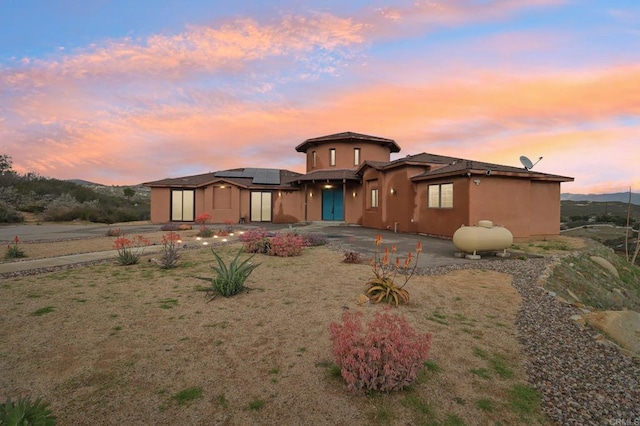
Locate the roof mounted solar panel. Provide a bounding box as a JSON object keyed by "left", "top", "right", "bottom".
{"left": 253, "top": 169, "right": 280, "bottom": 185}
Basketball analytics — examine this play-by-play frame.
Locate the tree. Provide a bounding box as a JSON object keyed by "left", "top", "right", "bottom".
{"left": 0, "top": 154, "right": 13, "bottom": 174}
{"left": 123, "top": 187, "right": 135, "bottom": 199}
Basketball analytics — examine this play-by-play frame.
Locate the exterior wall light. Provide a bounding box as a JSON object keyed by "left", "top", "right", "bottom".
{"left": 352, "top": 191, "right": 357, "bottom": 197}
{"left": 309, "top": 191, "right": 313, "bottom": 197}
{"left": 390, "top": 188, "right": 397, "bottom": 195}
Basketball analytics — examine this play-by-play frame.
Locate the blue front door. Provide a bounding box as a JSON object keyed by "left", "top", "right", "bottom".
{"left": 322, "top": 188, "right": 344, "bottom": 221}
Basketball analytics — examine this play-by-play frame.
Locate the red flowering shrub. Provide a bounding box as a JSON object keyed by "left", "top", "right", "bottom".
{"left": 268, "top": 232, "right": 305, "bottom": 257}
{"left": 329, "top": 310, "right": 432, "bottom": 393}
{"left": 157, "top": 231, "right": 181, "bottom": 269}
{"left": 240, "top": 228, "right": 270, "bottom": 253}
{"left": 113, "top": 234, "right": 151, "bottom": 265}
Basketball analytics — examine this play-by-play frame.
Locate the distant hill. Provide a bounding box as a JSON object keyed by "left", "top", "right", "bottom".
{"left": 562, "top": 192, "right": 640, "bottom": 205}
{"left": 67, "top": 179, "right": 104, "bottom": 186}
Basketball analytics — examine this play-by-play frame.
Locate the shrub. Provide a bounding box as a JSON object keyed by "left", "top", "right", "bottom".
{"left": 240, "top": 228, "right": 270, "bottom": 253}
{"left": 0, "top": 201, "right": 23, "bottom": 223}
{"left": 329, "top": 310, "right": 432, "bottom": 393}
{"left": 0, "top": 396, "right": 57, "bottom": 425}
{"left": 105, "top": 228, "right": 123, "bottom": 237}
{"left": 5, "top": 235, "right": 26, "bottom": 259}
{"left": 208, "top": 248, "right": 261, "bottom": 299}
{"left": 160, "top": 223, "right": 181, "bottom": 231}
{"left": 300, "top": 233, "right": 328, "bottom": 247}
{"left": 156, "top": 231, "right": 181, "bottom": 269}
{"left": 113, "top": 234, "right": 151, "bottom": 265}
{"left": 195, "top": 212, "right": 213, "bottom": 237}
{"left": 268, "top": 232, "right": 305, "bottom": 257}
{"left": 366, "top": 235, "right": 422, "bottom": 306}
{"left": 343, "top": 251, "right": 362, "bottom": 264}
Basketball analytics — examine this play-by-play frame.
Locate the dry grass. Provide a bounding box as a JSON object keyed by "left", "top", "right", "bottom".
{"left": 0, "top": 240, "right": 547, "bottom": 425}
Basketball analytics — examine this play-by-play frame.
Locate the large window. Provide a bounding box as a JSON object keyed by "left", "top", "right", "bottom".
{"left": 171, "top": 189, "right": 195, "bottom": 221}
{"left": 354, "top": 148, "right": 360, "bottom": 166}
{"left": 371, "top": 188, "right": 379, "bottom": 208}
{"left": 329, "top": 148, "right": 336, "bottom": 166}
{"left": 428, "top": 183, "right": 453, "bottom": 208}
{"left": 250, "top": 191, "right": 272, "bottom": 222}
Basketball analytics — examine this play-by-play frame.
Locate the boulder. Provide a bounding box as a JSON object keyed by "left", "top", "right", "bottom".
{"left": 583, "top": 310, "right": 640, "bottom": 355}
{"left": 589, "top": 256, "right": 620, "bottom": 278}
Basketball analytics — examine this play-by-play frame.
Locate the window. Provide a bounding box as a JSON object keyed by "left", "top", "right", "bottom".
{"left": 354, "top": 148, "right": 360, "bottom": 166}
{"left": 171, "top": 189, "right": 195, "bottom": 221}
{"left": 371, "top": 188, "right": 379, "bottom": 208}
{"left": 428, "top": 183, "right": 453, "bottom": 208}
{"left": 312, "top": 151, "right": 317, "bottom": 168}
{"left": 329, "top": 148, "right": 336, "bottom": 166}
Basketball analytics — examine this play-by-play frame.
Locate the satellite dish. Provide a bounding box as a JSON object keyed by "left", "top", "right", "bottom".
{"left": 520, "top": 155, "right": 543, "bottom": 170}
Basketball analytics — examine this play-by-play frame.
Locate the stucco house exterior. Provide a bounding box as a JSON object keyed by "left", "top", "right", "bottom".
{"left": 144, "top": 131, "right": 573, "bottom": 239}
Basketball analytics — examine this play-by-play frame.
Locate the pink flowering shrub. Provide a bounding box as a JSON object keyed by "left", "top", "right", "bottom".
{"left": 329, "top": 310, "right": 432, "bottom": 393}
{"left": 240, "top": 228, "right": 270, "bottom": 253}
{"left": 268, "top": 232, "right": 305, "bottom": 257}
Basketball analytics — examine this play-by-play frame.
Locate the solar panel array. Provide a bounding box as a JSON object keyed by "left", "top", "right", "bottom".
{"left": 214, "top": 168, "right": 280, "bottom": 185}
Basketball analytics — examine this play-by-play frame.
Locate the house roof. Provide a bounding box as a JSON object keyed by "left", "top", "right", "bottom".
{"left": 292, "top": 168, "right": 361, "bottom": 183}
{"left": 295, "top": 131, "right": 401, "bottom": 153}
{"left": 355, "top": 152, "right": 573, "bottom": 182}
{"left": 144, "top": 168, "right": 303, "bottom": 189}
{"left": 409, "top": 156, "right": 574, "bottom": 182}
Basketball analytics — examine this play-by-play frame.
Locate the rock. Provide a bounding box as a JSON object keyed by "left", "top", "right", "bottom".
{"left": 583, "top": 310, "right": 640, "bottom": 355}
{"left": 567, "top": 289, "right": 581, "bottom": 303}
{"left": 356, "top": 294, "right": 369, "bottom": 305}
{"left": 589, "top": 256, "right": 620, "bottom": 278}
{"left": 570, "top": 315, "right": 585, "bottom": 326}
{"left": 548, "top": 291, "right": 557, "bottom": 297}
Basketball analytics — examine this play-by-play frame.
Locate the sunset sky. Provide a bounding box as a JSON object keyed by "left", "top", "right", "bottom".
{"left": 1, "top": 0, "right": 638, "bottom": 193}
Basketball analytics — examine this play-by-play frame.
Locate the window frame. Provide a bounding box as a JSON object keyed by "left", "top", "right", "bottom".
{"left": 371, "top": 188, "right": 379, "bottom": 208}
{"left": 312, "top": 151, "right": 317, "bottom": 168}
{"left": 427, "top": 183, "right": 454, "bottom": 209}
{"left": 329, "top": 148, "right": 336, "bottom": 167}
{"left": 354, "top": 148, "right": 360, "bottom": 166}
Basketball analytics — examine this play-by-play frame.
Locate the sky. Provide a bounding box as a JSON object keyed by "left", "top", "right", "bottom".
{"left": 0, "top": 0, "right": 638, "bottom": 193}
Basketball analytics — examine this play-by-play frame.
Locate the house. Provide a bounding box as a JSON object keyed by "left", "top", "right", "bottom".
{"left": 144, "top": 132, "right": 573, "bottom": 239}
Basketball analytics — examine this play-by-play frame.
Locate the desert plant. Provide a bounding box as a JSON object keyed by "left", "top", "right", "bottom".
{"left": 195, "top": 212, "right": 213, "bottom": 237}
{"left": 300, "top": 233, "right": 328, "bottom": 247}
{"left": 5, "top": 235, "right": 26, "bottom": 259}
{"left": 113, "top": 234, "right": 151, "bottom": 265}
{"left": 240, "top": 228, "right": 270, "bottom": 253}
{"left": 207, "top": 248, "right": 261, "bottom": 299}
{"left": 268, "top": 232, "right": 305, "bottom": 257}
{"left": 0, "top": 396, "right": 57, "bottom": 425}
{"left": 105, "top": 227, "right": 123, "bottom": 237}
{"left": 366, "top": 235, "right": 422, "bottom": 306}
{"left": 223, "top": 219, "right": 235, "bottom": 233}
{"left": 329, "top": 310, "right": 432, "bottom": 393}
{"left": 156, "top": 231, "right": 181, "bottom": 269}
{"left": 343, "top": 251, "right": 362, "bottom": 264}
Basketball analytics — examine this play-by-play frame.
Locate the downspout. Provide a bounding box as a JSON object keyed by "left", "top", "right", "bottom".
{"left": 342, "top": 179, "right": 346, "bottom": 223}
{"left": 304, "top": 183, "right": 308, "bottom": 222}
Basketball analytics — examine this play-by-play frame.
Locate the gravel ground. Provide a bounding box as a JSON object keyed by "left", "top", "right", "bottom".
{"left": 414, "top": 257, "right": 640, "bottom": 425}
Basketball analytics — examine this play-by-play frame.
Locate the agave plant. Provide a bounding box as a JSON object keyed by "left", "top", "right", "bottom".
{"left": 0, "top": 396, "right": 57, "bottom": 425}
{"left": 208, "top": 247, "right": 261, "bottom": 300}
{"left": 366, "top": 235, "right": 422, "bottom": 307}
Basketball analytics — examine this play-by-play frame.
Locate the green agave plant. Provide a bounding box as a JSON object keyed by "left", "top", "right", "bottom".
{"left": 0, "top": 396, "right": 57, "bottom": 426}
{"left": 208, "top": 247, "right": 261, "bottom": 300}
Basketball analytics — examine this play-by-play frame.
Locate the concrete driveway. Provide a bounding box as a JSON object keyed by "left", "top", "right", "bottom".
{"left": 0, "top": 221, "right": 497, "bottom": 269}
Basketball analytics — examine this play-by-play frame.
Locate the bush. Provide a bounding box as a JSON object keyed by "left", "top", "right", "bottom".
{"left": 208, "top": 248, "right": 261, "bottom": 299}
{"left": 5, "top": 236, "right": 26, "bottom": 259}
{"left": 343, "top": 251, "right": 362, "bottom": 264}
{"left": 240, "top": 228, "right": 270, "bottom": 253}
{"left": 0, "top": 396, "right": 57, "bottom": 425}
{"left": 268, "top": 232, "right": 305, "bottom": 257}
{"left": 156, "top": 232, "right": 181, "bottom": 269}
{"left": 113, "top": 234, "right": 151, "bottom": 265}
{"left": 300, "top": 233, "right": 328, "bottom": 247}
{"left": 329, "top": 310, "right": 432, "bottom": 393}
{"left": 0, "top": 201, "right": 23, "bottom": 223}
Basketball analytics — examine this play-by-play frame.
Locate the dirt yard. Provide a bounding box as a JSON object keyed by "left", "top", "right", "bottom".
{"left": 0, "top": 236, "right": 546, "bottom": 425}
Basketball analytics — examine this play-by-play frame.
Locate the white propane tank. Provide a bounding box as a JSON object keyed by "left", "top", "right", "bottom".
{"left": 453, "top": 221, "right": 513, "bottom": 254}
